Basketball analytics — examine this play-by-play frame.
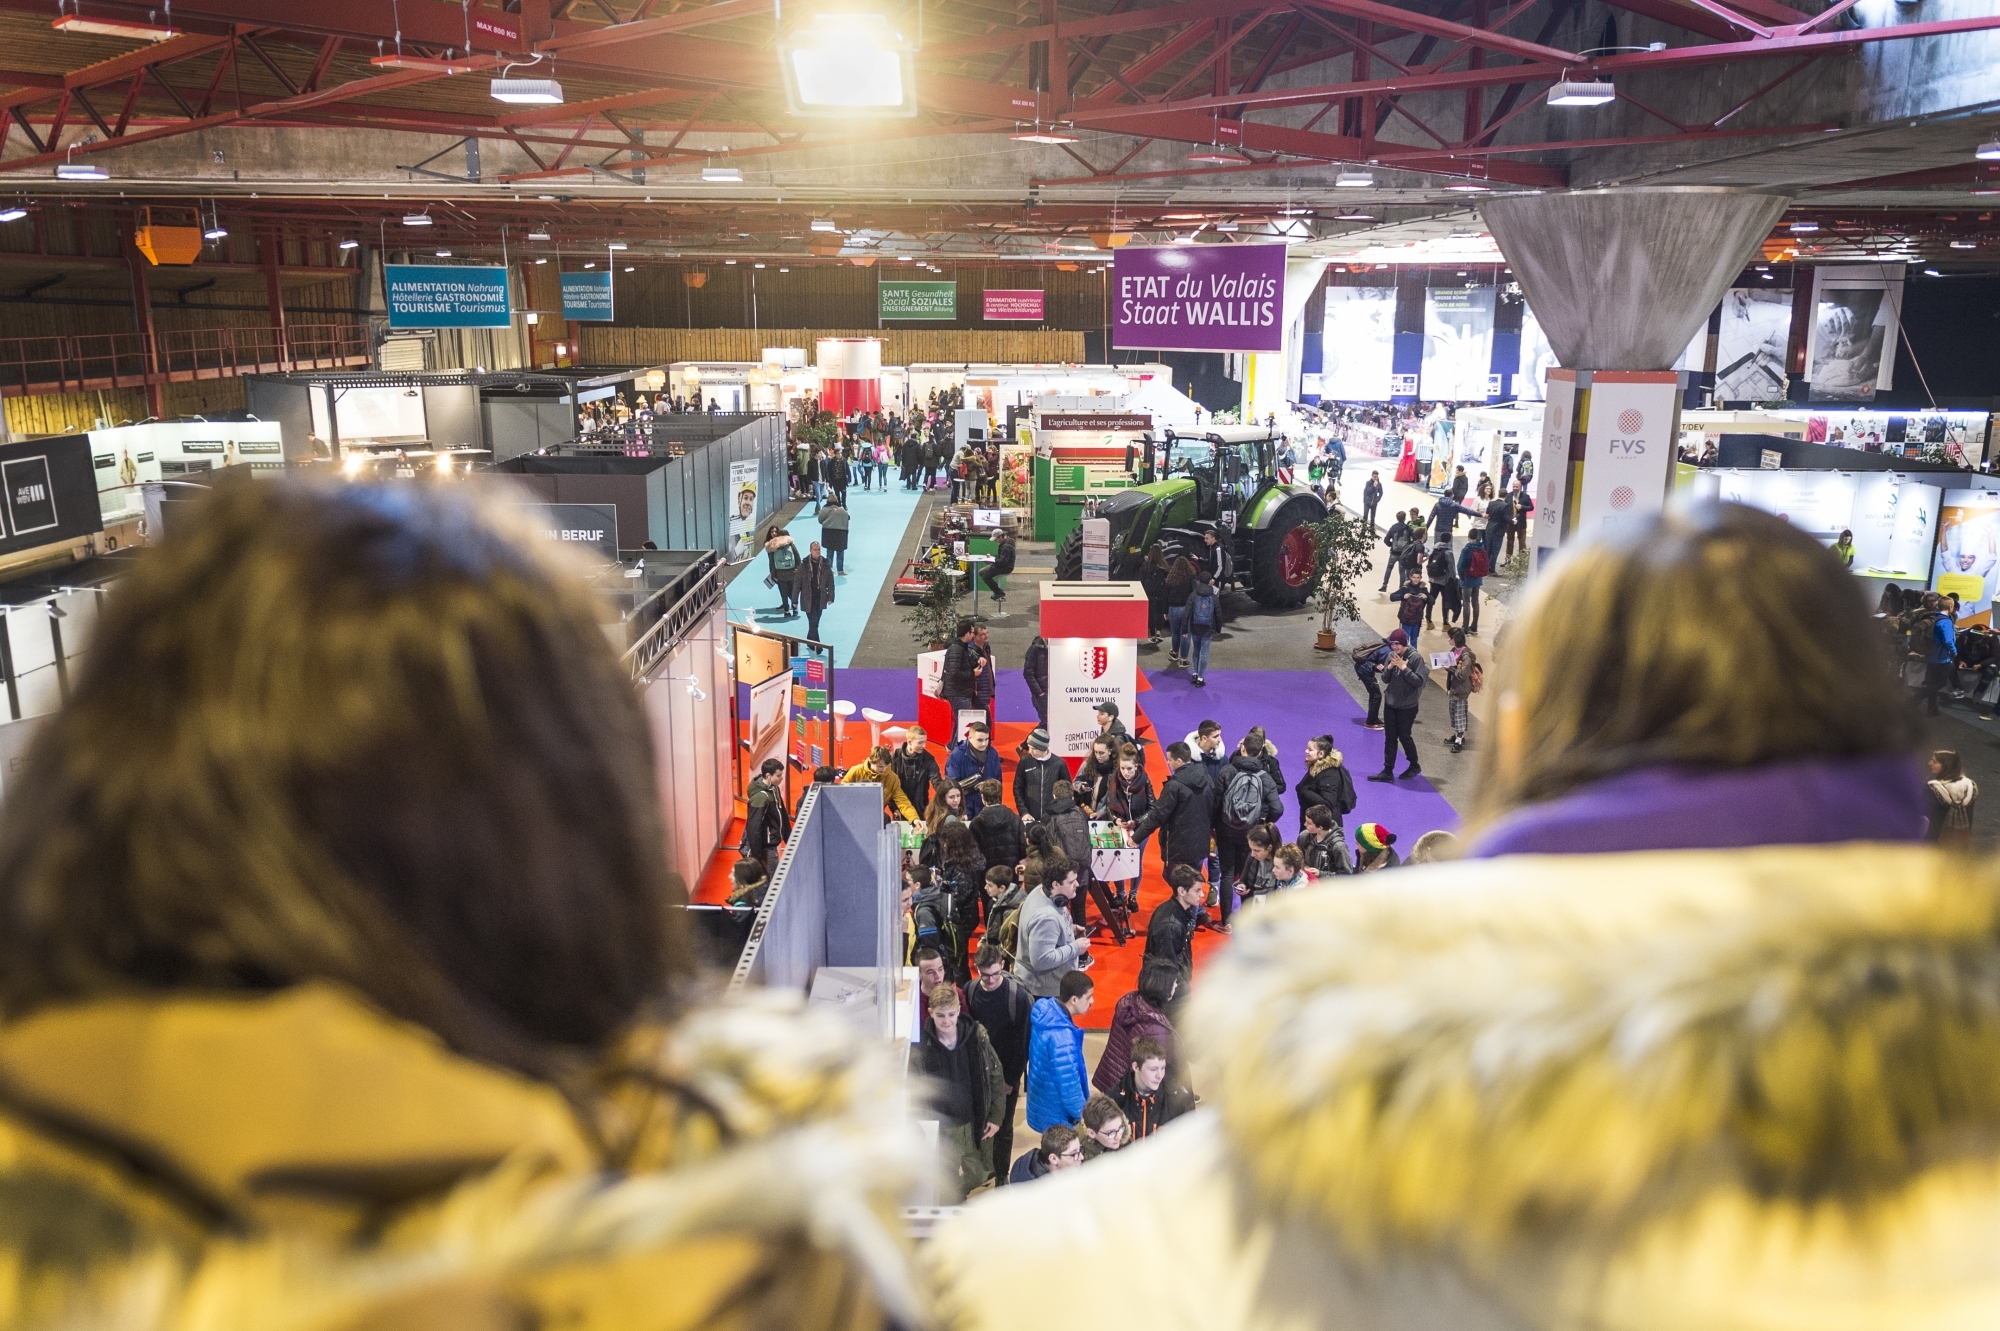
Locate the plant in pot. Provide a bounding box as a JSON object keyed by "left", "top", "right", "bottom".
{"left": 1306, "top": 506, "right": 1378, "bottom": 652}
{"left": 905, "top": 571, "right": 961, "bottom": 650}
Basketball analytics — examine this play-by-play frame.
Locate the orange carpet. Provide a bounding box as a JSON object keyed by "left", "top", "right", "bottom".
{"left": 692, "top": 675, "right": 1224, "bottom": 1028}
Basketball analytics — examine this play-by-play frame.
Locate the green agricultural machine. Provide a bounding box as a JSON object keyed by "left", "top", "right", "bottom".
{"left": 1053, "top": 426, "right": 1325, "bottom": 608}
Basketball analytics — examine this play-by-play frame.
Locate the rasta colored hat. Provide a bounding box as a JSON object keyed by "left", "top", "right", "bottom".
{"left": 1356, "top": 823, "right": 1396, "bottom": 852}
{"left": 1095, "top": 700, "right": 1119, "bottom": 718}
{"left": 1028, "top": 727, "right": 1050, "bottom": 749}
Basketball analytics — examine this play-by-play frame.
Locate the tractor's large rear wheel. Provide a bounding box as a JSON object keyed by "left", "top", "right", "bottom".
{"left": 1250, "top": 495, "right": 1324, "bottom": 608}
{"left": 1055, "top": 527, "right": 1085, "bottom": 580}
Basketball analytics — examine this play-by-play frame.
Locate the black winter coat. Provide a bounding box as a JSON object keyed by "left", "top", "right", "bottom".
{"left": 1014, "top": 752, "right": 1066, "bottom": 823}
{"left": 1132, "top": 762, "right": 1215, "bottom": 869}
{"left": 1295, "top": 758, "right": 1357, "bottom": 833}
{"left": 1023, "top": 637, "right": 1049, "bottom": 701}
{"left": 969, "top": 804, "right": 1026, "bottom": 876}
{"left": 891, "top": 746, "right": 943, "bottom": 817}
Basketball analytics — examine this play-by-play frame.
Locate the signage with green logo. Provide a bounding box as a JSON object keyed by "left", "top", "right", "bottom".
{"left": 880, "top": 280, "right": 956, "bottom": 320}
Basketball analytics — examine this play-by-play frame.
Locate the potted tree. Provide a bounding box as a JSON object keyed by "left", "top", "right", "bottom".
{"left": 1306, "top": 507, "right": 1378, "bottom": 651}
{"left": 905, "top": 572, "right": 962, "bottom": 651}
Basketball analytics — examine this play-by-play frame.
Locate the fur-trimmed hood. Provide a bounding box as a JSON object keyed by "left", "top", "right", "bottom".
{"left": 930, "top": 843, "right": 2000, "bottom": 1331}
{"left": 0, "top": 983, "right": 926, "bottom": 1331}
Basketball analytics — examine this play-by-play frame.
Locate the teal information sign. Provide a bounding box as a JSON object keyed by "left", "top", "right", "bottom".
{"left": 384, "top": 265, "right": 511, "bottom": 329}
{"left": 561, "top": 270, "right": 615, "bottom": 322}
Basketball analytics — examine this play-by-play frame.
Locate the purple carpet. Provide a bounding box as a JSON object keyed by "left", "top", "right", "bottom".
{"left": 824, "top": 665, "right": 1459, "bottom": 842}
{"left": 1138, "top": 669, "right": 1461, "bottom": 843}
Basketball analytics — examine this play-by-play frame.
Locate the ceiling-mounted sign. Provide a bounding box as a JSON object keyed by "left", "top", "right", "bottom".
{"left": 880, "top": 280, "right": 956, "bottom": 320}
{"left": 983, "top": 288, "right": 1044, "bottom": 321}
{"left": 560, "top": 270, "right": 615, "bottom": 322}
{"left": 384, "top": 264, "right": 512, "bottom": 329}
{"left": 1113, "top": 243, "right": 1284, "bottom": 354}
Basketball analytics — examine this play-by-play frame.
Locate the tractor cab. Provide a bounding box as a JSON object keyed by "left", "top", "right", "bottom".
{"left": 1160, "top": 427, "right": 1280, "bottom": 528}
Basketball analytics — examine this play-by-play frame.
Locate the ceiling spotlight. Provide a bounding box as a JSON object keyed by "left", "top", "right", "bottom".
{"left": 1445, "top": 182, "right": 1491, "bottom": 192}
{"left": 779, "top": 12, "right": 918, "bottom": 117}
{"left": 52, "top": 13, "right": 177, "bottom": 40}
{"left": 527, "top": 229, "right": 551, "bottom": 240}
{"left": 435, "top": 249, "right": 452, "bottom": 257}
{"left": 402, "top": 213, "right": 433, "bottom": 226}
{"left": 1548, "top": 80, "right": 1616, "bottom": 106}
{"left": 490, "top": 77, "right": 564, "bottom": 105}
{"left": 1215, "top": 221, "right": 1239, "bottom": 232}
{"left": 811, "top": 218, "right": 837, "bottom": 231}
{"left": 338, "top": 238, "right": 359, "bottom": 249}
{"left": 534, "top": 257, "right": 548, "bottom": 264}
{"left": 702, "top": 164, "right": 743, "bottom": 182}
{"left": 1335, "top": 211, "right": 1374, "bottom": 220}
{"left": 203, "top": 226, "right": 228, "bottom": 240}
{"left": 0, "top": 209, "right": 26, "bottom": 223}
{"left": 55, "top": 161, "right": 107, "bottom": 181}
{"left": 1013, "top": 124, "right": 1081, "bottom": 145}
{"left": 754, "top": 262, "right": 766, "bottom": 268}
{"left": 778, "top": 266, "right": 788, "bottom": 272}
{"left": 583, "top": 261, "right": 596, "bottom": 268}
{"left": 608, "top": 241, "right": 627, "bottom": 250}
{"left": 1978, "top": 141, "right": 2000, "bottom": 161}
{"left": 1925, "top": 268, "right": 1942, "bottom": 276}
{"left": 624, "top": 265, "right": 635, "bottom": 272}
{"left": 1335, "top": 171, "right": 1374, "bottom": 187}
{"left": 725, "top": 258, "right": 737, "bottom": 264}
{"left": 1172, "top": 232, "right": 1198, "bottom": 244}
{"left": 897, "top": 254, "right": 912, "bottom": 261}
{"left": 1789, "top": 221, "right": 1819, "bottom": 233}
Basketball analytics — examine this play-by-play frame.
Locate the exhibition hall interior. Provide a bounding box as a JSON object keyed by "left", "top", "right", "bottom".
{"left": 2, "top": 0, "right": 2000, "bottom": 1326}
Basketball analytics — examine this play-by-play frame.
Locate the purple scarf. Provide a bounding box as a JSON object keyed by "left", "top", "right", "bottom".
{"left": 1467, "top": 754, "right": 1927, "bottom": 859}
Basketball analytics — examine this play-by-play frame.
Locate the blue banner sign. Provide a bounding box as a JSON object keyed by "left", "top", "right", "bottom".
{"left": 384, "top": 265, "right": 512, "bottom": 329}
{"left": 561, "top": 270, "right": 615, "bottom": 322}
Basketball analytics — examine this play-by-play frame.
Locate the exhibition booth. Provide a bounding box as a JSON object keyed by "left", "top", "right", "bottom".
{"left": 86, "top": 420, "right": 288, "bottom": 526}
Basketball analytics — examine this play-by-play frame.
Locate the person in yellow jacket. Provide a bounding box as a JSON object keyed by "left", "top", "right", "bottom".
{"left": 928, "top": 504, "right": 1985, "bottom": 1331}
{"left": 0, "top": 477, "right": 923, "bottom": 1331}
{"left": 845, "top": 743, "right": 922, "bottom": 821}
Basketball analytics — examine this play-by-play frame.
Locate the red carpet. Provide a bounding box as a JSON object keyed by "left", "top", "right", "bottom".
{"left": 693, "top": 674, "right": 1224, "bottom": 1028}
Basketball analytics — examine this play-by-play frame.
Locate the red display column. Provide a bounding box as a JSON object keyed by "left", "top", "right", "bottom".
{"left": 817, "top": 337, "right": 882, "bottom": 417}
{"left": 1040, "top": 582, "right": 1149, "bottom": 768}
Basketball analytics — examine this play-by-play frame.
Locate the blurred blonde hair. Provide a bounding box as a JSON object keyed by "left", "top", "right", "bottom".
{"left": 1472, "top": 502, "right": 1912, "bottom": 833}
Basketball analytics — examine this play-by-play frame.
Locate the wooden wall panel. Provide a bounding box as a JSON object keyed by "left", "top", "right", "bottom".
{"left": 579, "top": 326, "right": 1086, "bottom": 367}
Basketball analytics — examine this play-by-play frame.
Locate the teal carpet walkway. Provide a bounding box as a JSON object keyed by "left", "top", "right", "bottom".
{"left": 726, "top": 476, "right": 927, "bottom": 668}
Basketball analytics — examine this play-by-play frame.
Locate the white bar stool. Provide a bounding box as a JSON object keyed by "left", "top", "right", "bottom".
{"left": 861, "top": 707, "right": 893, "bottom": 749}
{"left": 833, "top": 699, "right": 856, "bottom": 749}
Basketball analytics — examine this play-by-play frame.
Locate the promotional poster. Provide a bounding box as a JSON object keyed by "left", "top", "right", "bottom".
{"left": 1421, "top": 286, "right": 1496, "bottom": 402}
{"left": 1320, "top": 286, "right": 1396, "bottom": 401}
{"left": 1806, "top": 265, "right": 1903, "bottom": 401}
{"left": 1516, "top": 306, "right": 1559, "bottom": 403}
{"left": 1934, "top": 489, "right": 2000, "bottom": 623}
{"left": 1113, "top": 244, "right": 1285, "bottom": 353}
{"left": 1713, "top": 287, "right": 1793, "bottom": 401}
{"left": 1046, "top": 636, "right": 1137, "bottom": 759}
{"left": 1573, "top": 372, "right": 1678, "bottom": 539}
{"left": 728, "top": 458, "right": 761, "bottom": 562}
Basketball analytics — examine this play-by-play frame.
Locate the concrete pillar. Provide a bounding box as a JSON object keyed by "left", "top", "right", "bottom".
{"left": 1241, "top": 255, "right": 1330, "bottom": 425}
{"left": 1480, "top": 187, "right": 1788, "bottom": 558}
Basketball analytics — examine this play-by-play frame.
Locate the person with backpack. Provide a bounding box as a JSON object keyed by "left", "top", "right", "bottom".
{"left": 1444, "top": 626, "right": 1482, "bottom": 753}
{"left": 1423, "top": 540, "right": 1458, "bottom": 630}
{"left": 1925, "top": 749, "right": 1977, "bottom": 846}
{"left": 1388, "top": 569, "right": 1428, "bottom": 647}
{"left": 966, "top": 941, "right": 1033, "bottom": 1185}
{"left": 1213, "top": 736, "right": 1282, "bottom": 931}
{"left": 1458, "top": 530, "right": 1491, "bottom": 633}
{"left": 1353, "top": 637, "right": 1391, "bottom": 731}
{"left": 1295, "top": 735, "right": 1357, "bottom": 841}
{"left": 1913, "top": 591, "right": 1957, "bottom": 717}
{"left": 762, "top": 524, "right": 799, "bottom": 618}
{"left": 1378, "top": 511, "right": 1410, "bottom": 592}
{"left": 1184, "top": 568, "right": 1220, "bottom": 687}
{"left": 1023, "top": 630, "right": 1049, "bottom": 725}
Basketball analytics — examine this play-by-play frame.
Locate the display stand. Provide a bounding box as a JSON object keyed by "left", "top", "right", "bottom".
{"left": 1039, "top": 581, "right": 1148, "bottom": 767}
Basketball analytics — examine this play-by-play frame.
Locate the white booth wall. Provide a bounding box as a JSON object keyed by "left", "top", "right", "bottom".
{"left": 1686, "top": 467, "right": 2000, "bottom": 584}
{"left": 639, "top": 599, "right": 734, "bottom": 896}
{"left": 88, "top": 421, "right": 287, "bottom": 524}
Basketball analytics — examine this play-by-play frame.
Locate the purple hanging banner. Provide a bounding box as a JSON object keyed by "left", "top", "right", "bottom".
{"left": 1112, "top": 244, "right": 1285, "bottom": 354}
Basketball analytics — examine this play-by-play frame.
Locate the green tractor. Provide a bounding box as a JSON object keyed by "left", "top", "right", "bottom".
{"left": 1053, "top": 426, "right": 1325, "bottom": 608}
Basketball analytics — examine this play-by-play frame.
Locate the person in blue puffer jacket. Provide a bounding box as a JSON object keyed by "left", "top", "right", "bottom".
{"left": 945, "top": 721, "right": 1004, "bottom": 816}
{"left": 1024, "top": 970, "right": 1094, "bottom": 1132}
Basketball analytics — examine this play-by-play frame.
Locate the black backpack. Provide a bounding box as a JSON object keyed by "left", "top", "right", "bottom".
{"left": 1911, "top": 612, "right": 1940, "bottom": 660}
{"left": 1427, "top": 547, "right": 1453, "bottom": 581}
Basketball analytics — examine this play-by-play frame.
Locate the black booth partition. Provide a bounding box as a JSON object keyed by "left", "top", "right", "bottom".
{"left": 490, "top": 414, "right": 785, "bottom": 558}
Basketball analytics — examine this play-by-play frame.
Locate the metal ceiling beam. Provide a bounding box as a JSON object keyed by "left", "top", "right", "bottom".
{"left": 925, "top": 0, "right": 1300, "bottom": 60}
{"left": 1293, "top": 0, "right": 1581, "bottom": 65}
{"left": 535, "top": 0, "right": 767, "bottom": 53}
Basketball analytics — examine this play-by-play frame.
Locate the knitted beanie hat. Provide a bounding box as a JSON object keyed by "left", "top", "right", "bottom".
{"left": 1356, "top": 823, "right": 1396, "bottom": 852}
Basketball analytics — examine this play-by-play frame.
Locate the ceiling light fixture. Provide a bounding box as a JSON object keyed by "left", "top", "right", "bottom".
{"left": 1547, "top": 80, "right": 1616, "bottom": 106}
{"left": 1446, "top": 182, "right": 1491, "bottom": 192}
{"left": 1012, "top": 123, "right": 1080, "bottom": 145}
{"left": 1187, "top": 145, "right": 1248, "bottom": 165}
{"left": 583, "top": 261, "right": 596, "bottom": 268}
{"left": 534, "top": 257, "right": 547, "bottom": 264}
{"left": 1925, "top": 267, "right": 1942, "bottom": 276}
{"left": 779, "top": 12, "right": 918, "bottom": 117}
{"left": 435, "top": 249, "right": 452, "bottom": 257}
{"left": 625, "top": 265, "right": 635, "bottom": 272}
{"left": 527, "top": 229, "right": 551, "bottom": 240}
{"left": 52, "top": 13, "right": 177, "bottom": 40}
{"left": 811, "top": 218, "right": 837, "bottom": 232}
{"left": 1335, "top": 171, "right": 1374, "bottom": 187}
{"left": 725, "top": 258, "right": 737, "bottom": 264}
{"left": 608, "top": 241, "right": 627, "bottom": 250}
{"left": 55, "top": 160, "right": 107, "bottom": 181}
{"left": 203, "top": 225, "right": 227, "bottom": 240}
{"left": 0, "top": 209, "right": 26, "bottom": 223}
{"left": 1335, "top": 211, "right": 1374, "bottom": 221}
{"left": 1789, "top": 221, "right": 1819, "bottom": 233}
{"left": 1978, "top": 141, "right": 2000, "bottom": 161}
{"left": 1952, "top": 240, "right": 1977, "bottom": 249}
{"left": 897, "top": 254, "right": 912, "bottom": 261}
{"left": 490, "top": 77, "right": 564, "bottom": 105}
{"left": 701, "top": 164, "right": 743, "bottom": 182}
{"left": 402, "top": 212, "right": 433, "bottom": 226}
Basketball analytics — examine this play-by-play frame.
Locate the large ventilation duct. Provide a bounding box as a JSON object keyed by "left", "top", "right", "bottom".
{"left": 1480, "top": 187, "right": 1790, "bottom": 371}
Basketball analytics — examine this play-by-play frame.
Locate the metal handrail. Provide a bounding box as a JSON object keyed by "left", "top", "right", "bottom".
{"left": 621, "top": 555, "right": 725, "bottom": 680}
{"left": 0, "top": 322, "right": 372, "bottom": 396}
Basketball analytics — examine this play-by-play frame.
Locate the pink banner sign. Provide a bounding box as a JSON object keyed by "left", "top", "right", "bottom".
{"left": 983, "top": 289, "right": 1045, "bottom": 321}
